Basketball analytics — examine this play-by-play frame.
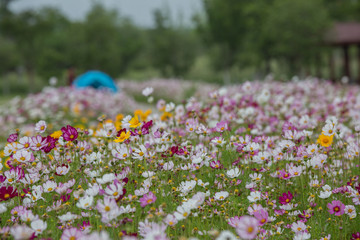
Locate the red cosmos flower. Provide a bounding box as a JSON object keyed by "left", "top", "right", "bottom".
{"left": 41, "top": 136, "right": 57, "bottom": 153}
{"left": 61, "top": 125, "right": 78, "bottom": 142}
{"left": 279, "top": 191, "right": 293, "bottom": 205}
{"left": 0, "top": 186, "right": 19, "bottom": 202}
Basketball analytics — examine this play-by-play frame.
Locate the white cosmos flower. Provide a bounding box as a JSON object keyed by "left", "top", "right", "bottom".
{"left": 35, "top": 120, "right": 47, "bottom": 133}
{"left": 174, "top": 205, "right": 192, "bottom": 221}
{"left": 179, "top": 180, "right": 197, "bottom": 195}
{"left": 142, "top": 87, "right": 153, "bottom": 96}
{"left": 163, "top": 161, "right": 174, "bottom": 170}
{"left": 142, "top": 171, "right": 155, "bottom": 178}
{"left": 345, "top": 205, "right": 357, "bottom": 218}
{"left": 247, "top": 191, "right": 261, "bottom": 202}
{"left": 226, "top": 168, "right": 241, "bottom": 178}
{"left": 216, "top": 230, "right": 237, "bottom": 240}
{"left": 214, "top": 191, "right": 229, "bottom": 201}
{"left": 319, "top": 185, "right": 332, "bottom": 199}
{"left": 165, "top": 102, "right": 175, "bottom": 112}
{"left": 31, "top": 219, "right": 47, "bottom": 235}
{"left": 0, "top": 203, "right": 7, "bottom": 213}
{"left": 76, "top": 195, "right": 94, "bottom": 209}
{"left": 58, "top": 212, "right": 79, "bottom": 222}
{"left": 97, "top": 173, "right": 116, "bottom": 184}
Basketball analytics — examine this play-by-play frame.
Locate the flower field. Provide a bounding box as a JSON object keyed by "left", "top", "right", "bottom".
{"left": 1, "top": 79, "right": 360, "bottom": 239}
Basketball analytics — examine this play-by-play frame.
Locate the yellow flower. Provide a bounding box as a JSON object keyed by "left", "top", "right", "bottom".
{"left": 114, "top": 131, "right": 130, "bottom": 143}
{"left": 161, "top": 112, "right": 172, "bottom": 121}
{"left": 134, "top": 109, "right": 152, "bottom": 122}
{"left": 317, "top": 134, "right": 333, "bottom": 147}
{"left": 115, "top": 114, "right": 124, "bottom": 130}
{"left": 50, "top": 130, "right": 62, "bottom": 139}
{"left": 129, "top": 115, "right": 141, "bottom": 128}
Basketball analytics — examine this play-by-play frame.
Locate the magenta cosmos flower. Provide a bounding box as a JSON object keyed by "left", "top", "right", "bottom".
{"left": 139, "top": 191, "right": 157, "bottom": 207}
{"left": 327, "top": 200, "right": 345, "bottom": 216}
{"left": 61, "top": 125, "right": 78, "bottom": 141}
{"left": 7, "top": 133, "right": 18, "bottom": 143}
{"left": 0, "top": 186, "right": 19, "bottom": 202}
{"left": 351, "top": 232, "right": 360, "bottom": 240}
{"left": 235, "top": 216, "right": 259, "bottom": 239}
{"left": 279, "top": 191, "right": 293, "bottom": 205}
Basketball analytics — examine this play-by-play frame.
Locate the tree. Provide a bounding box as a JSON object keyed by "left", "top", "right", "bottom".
{"left": 262, "top": 0, "right": 330, "bottom": 76}
{"left": 149, "top": 8, "right": 199, "bottom": 77}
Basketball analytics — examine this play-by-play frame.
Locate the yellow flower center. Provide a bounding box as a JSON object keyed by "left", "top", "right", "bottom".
{"left": 105, "top": 206, "right": 111, "bottom": 211}
{"left": 247, "top": 226, "right": 254, "bottom": 233}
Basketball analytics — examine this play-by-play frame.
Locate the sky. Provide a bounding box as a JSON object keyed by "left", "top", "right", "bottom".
{"left": 10, "top": 0, "right": 203, "bottom": 27}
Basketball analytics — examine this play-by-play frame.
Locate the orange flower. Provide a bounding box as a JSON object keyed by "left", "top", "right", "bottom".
{"left": 317, "top": 134, "right": 333, "bottom": 147}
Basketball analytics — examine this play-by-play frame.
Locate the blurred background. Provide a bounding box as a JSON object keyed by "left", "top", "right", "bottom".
{"left": 1, "top": 0, "right": 360, "bottom": 96}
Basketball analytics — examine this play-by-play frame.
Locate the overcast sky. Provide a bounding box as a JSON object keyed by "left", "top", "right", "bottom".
{"left": 10, "top": 0, "right": 203, "bottom": 27}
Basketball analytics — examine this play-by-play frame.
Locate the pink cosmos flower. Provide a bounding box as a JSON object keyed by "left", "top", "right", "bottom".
{"left": 254, "top": 209, "right": 268, "bottom": 226}
{"left": 61, "top": 125, "right": 78, "bottom": 142}
{"left": 35, "top": 120, "right": 47, "bottom": 133}
{"left": 139, "top": 191, "right": 157, "bottom": 207}
{"left": 215, "top": 121, "right": 229, "bottom": 132}
{"left": 279, "top": 191, "right": 293, "bottom": 205}
{"left": 228, "top": 216, "right": 242, "bottom": 228}
{"left": 327, "top": 200, "right": 345, "bottom": 216}
{"left": 235, "top": 216, "right": 259, "bottom": 239}
{"left": 61, "top": 227, "right": 84, "bottom": 240}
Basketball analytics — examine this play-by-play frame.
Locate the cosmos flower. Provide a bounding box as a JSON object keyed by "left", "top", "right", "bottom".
{"left": 253, "top": 209, "right": 268, "bottom": 226}
{"left": 60, "top": 227, "right": 84, "bottom": 240}
{"left": 7, "top": 133, "right": 18, "bottom": 143}
{"left": 61, "top": 125, "right": 78, "bottom": 142}
{"left": 327, "top": 200, "right": 345, "bottom": 216}
{"left": 235, "top": 216, "right": 259, "bottom": 239}
{"left": 139, "top": 191, "right": 157, "bottom": 207}
{"left": 214, "top": 191, "right": 229, "bottom": 201}
{"left": 279, "top": 191, "right": 293, "bottom": 205}
{"left": 35, "top": 120, "right": 47, "bottom": 133}
{"left": 142, "top": 87, "right": 153, "bottom": 96}
{"left": 0, "top": 186, "right": 19, "bottom": 202}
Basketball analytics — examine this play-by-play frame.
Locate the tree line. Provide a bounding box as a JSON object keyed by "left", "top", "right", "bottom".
{"left": 1, "top": 0, "right": 360, "bottom": 91}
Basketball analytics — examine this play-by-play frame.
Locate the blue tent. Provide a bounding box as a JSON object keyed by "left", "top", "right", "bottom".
{"left": 72, "top": 71, "right": 118, "bottom": 93}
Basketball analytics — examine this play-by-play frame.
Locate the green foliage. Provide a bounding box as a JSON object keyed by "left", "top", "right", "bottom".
{"left": 0, "top": 36, "right": 19, "bottom": 74}
{"left": 0, "top": 0, "right": 359, "bottom": 91}
{"left": 262, "top": 0, "right": 331, "bottom": 74}
{"left": 149, "top": 8, "right": 200, "bottom": 77}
